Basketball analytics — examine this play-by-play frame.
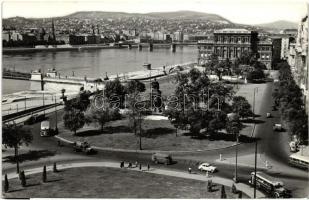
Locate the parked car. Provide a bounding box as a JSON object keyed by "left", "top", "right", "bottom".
{"left": 266, "top": 113, "right": 271, "bottom": 118}
{"left": 151, "top": 153, "right": 173, "bottom": 165}
{"left": 73, "top": 141, "right": 95, "bottom": 154}
{"left": 198, "top": 163, "right": 217, "bottom": 173}
{"left": 273, "top": 124, "right": 283, "bottom": 132}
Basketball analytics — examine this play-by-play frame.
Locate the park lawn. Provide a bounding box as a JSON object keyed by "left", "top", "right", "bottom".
{"left": 59, "top": 118, "right": 235, "bottom": 151}
{"left": 3, "top": 167, "right": 242, "bottom": 198}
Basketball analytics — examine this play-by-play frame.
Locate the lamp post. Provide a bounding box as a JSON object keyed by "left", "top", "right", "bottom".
{"left": 254, "top": 140, "right": 258, "bottom": 198}
{"left": 233, "top": 132, "right": 239, "bottom": 183}
{"left": 54, "top": 96, "right": 58, "bottom": 132}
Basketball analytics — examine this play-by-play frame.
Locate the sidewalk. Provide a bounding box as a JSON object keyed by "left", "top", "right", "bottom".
{"left": 2, "top": 161, "right": 265, "bottom": 198}
{"left": 215, "top": 153, "right": 272, "bottom": 170}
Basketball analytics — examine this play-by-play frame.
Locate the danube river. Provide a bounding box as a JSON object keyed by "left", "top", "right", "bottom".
{"left": 2, "top": 46, "right": 197, "bottom": 94}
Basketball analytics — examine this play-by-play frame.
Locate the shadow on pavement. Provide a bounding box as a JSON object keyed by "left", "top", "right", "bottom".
{"left": 3, "top": 150, "right": 56, "bottom": 163}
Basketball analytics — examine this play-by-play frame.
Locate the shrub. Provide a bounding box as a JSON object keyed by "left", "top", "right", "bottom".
{"left": 4, "top": 174, "right": 9, "bottom": 192}
{"left": 207, "top": 180, "right": 212, "bottom": 192}
{"left": 238, "top": 191, "right": 243, "bottom": 198}
{"left": 231, "top": 183, "right": 237, "bottom": 194}
{"left": 53, "top": 162, "right": 58, "bottom": 173}
{"left": 20, "top": 171, "right": 26, "bottom": 187}
{"left": 43, "top": 165, "right": 47, "bottom": 182}
{"left": 220, "top": 185, "right": 227, "bottom": 199}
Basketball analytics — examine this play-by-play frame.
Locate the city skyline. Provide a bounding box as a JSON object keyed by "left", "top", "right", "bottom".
{"left": 2, "top": 0, "right": 307, "bottom": 24}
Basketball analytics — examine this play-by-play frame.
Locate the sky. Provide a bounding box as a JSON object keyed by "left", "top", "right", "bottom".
{"left": 1, "top": 0, "right": 308, "bottom": 24}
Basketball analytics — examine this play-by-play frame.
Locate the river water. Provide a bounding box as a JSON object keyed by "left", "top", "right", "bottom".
{"left": 2, "top": 46, "right": 197, "bottom": 94}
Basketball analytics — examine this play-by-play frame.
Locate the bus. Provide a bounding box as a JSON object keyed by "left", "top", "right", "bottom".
{"left": 248, "top": 172, "right": 291, "bottom": 198}
{"left": 289, "top": 153, "right": 309, "bottom": 170}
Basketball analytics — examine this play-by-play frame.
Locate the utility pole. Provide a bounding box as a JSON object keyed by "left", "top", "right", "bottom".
{"left": 139, "top": 112, "right": 142, "bottom": 150}
{"left": 55, "top": 97, "right": 58, "bottom": 131}
{"left": 254, "top": 140, "right": 258, "bottom": 198}
{"left": 24, "top": 97, "right": 27, "bottom": 111}
{"left": 234, "top": 133, "right": 239, "bottom": 183}
{"left": 43, "top": 93, "right": 45, "bottom": 115}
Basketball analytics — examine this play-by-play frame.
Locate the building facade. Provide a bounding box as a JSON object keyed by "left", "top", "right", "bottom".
{"left": 198, "top": 28, "right": 264, "bottom": 66}
{"left": 292, "top": 14, "right": 308, "bottom": 113}
{"left": 257, "top": 41, "right": 272, "bottom": 69}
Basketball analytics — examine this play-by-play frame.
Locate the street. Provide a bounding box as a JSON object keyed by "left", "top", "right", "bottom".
{"left": 2, "top": 82, "right": 308, "bottom": 198}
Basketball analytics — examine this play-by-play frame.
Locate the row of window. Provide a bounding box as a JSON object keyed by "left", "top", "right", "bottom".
{"left": 214, "top": 36, "right": 250, "bottom": 44}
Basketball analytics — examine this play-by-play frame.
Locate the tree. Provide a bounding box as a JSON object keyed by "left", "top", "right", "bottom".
{"left": 42, "top": 165, "right": 47, "bottom": 182}
{"left": 2, "top": 123, "right": 33, "bottom": 173}
{"left": 247, "top": 69, "right": 265, "bottom": 82}
{"left": 221, "top": 185, "right": 227, "bottom": 199}
{"left": 125, "top": 80, "right": 146, "bottom": 94}
{"left": 231, "top": 96, "right": 253, "bottom": 119}
{"left": 4, "top": 174, "right": 9, "bottom": 192}
{"left": 63, "top": 91, "right": 91, "bottom": 135}
{"left": 90, "top": 107, "right": 121, "bottom": 132}
{"left": 63, "top": 109, "right": 86, "bottom": 135}
{"left": 205, "top": 53, "right": 219, "bottom": 74}
{"left": 105, "top": 78, "right": 126, "bottom": 108}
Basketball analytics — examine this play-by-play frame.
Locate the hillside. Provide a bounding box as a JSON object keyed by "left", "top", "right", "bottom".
{"left": 256, "top": 20, "right": 298, "bottom": 30}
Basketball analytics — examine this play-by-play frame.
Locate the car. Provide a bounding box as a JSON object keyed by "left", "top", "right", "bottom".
{"left": 73, "top": 141, "right": 95, "bottom": 154}
{"left": 273, "top": 124, "right": 283, "bottom": 132}
{"left": 151, "top": 153, "right": 173, "bottom": 165}
{"left": 198, "top": 163, "right": 217, "bottom": 173}
{"left": 266, "top": 113, "right": 271, "bottom": 118}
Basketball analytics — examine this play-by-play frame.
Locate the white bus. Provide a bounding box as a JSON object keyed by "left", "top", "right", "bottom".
{"left": 289, "top": 153, "right": 309, "bottom": 170}
{"left": 249, "top": 172, "right": 290, "bottom": 198}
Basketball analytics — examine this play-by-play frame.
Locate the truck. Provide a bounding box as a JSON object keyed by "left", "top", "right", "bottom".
{"left": 73, "top": 141, "right": 95, "bottom": 154}
{"left": 40, "top": 121, "right": 51, "bottom": 137}
{"left": 40, "top": 120, "right": 58, "bottom": 137}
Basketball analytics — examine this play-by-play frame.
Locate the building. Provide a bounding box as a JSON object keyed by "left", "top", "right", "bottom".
{"left": 173, "top": 31, "right": 184, "bottom": 42}
{"left": 271, "top": 37, "right": 282, "bottom": 68}
{"left": 258, "top": 41, "right": 272, "bottom": 69}
{"left": 292, "top": 14, "right": 308, "bottom": 113}
{"left": 281, "top": 37, "right": 296, "bottom": 60}
{"left": 197, "top": 28, "right": 259, "bottom": 65}
{"left": 280, "top": 29, "right": 298, "bottom": 37}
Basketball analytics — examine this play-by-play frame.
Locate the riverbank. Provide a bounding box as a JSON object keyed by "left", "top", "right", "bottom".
{"left": 3, "top": 43, "right": 198, "bottom": 54}
{"left": 2, "top": 45, "right": 126, "bottom": 54}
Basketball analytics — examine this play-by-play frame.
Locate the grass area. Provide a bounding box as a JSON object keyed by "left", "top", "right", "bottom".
{"left": 3, "top": 167, "right": 243, "bottom": 198}
{"left": 59, "top": 118, "right": 235, "bottom": 151}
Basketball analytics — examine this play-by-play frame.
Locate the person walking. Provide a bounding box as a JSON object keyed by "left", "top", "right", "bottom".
{"left": 188, "top": 167, "right": 192, "bottom": 174}
{"left": 147, "top": 163, "right": 150, "bottom": 171}
{"left": 139, "top": 163, "right": 142, "bottom": 170}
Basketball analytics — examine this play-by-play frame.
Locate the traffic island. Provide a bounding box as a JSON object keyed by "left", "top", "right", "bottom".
{"left": 3, "top": 165, "right": 249, "bottom": 198}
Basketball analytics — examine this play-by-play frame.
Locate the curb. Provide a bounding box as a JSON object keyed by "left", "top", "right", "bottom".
{"left": 2, "top": 161, "right": 265, "bottom": 198}
{"left": 54, "top": 135, "right": 239, "bottom": 154}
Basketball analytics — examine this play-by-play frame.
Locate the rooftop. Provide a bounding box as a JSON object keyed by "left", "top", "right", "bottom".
{"left": 214, "top": 28, "right": 251, "bottom": 34}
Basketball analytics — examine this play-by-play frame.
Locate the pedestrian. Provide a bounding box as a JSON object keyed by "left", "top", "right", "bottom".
{"left": 139, "top": 163, "right": 142, "bottom": 170}
{"left": 128, "top": 162, "right": 132, "bottom": 168}
{"left": 135, "top": 161, "right": 138, "bottom": 167}
{"left": 120, "top": 161, "right": 124, "bottom": 168}
{"left": 147, "top": 163, "right": 150, "bottom": 171}
{"left": 188, "top": 167, "right": 192, "bottom": 174}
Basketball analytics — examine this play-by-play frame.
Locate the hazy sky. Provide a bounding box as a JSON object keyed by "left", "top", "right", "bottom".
{"left": 1, "top": 0, "right": 308, "bottom": 24}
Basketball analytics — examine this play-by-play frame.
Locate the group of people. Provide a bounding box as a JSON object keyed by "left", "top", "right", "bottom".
{"left": 120, "top": 161, "right": 150, "bottom": 171}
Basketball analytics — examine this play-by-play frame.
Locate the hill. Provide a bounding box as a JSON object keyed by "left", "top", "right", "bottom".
{"left": 255, "top": 20, "right": 298, "bottom": 30}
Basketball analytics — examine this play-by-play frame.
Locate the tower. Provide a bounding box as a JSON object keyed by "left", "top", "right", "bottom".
{"left": 51, "top": 19, "right": 56, "bottom": 41}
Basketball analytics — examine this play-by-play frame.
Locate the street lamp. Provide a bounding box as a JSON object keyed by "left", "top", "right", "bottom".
{"left": 233, "top": 132, "right": 239, "bottom": 183}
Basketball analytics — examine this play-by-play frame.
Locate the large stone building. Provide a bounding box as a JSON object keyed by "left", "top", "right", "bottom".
{"left": 292, "top": 14, "right": 308, "bottom": 113}
{"left": 197, "top": 28, "right": 272, "bottom": 69}
{"left": 257, "top": 41, "right": 273, "bottom": 70}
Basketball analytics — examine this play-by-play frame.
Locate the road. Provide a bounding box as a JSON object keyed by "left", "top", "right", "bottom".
{"left": 2, "top": 82, "right": 308, "bottom": 198}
